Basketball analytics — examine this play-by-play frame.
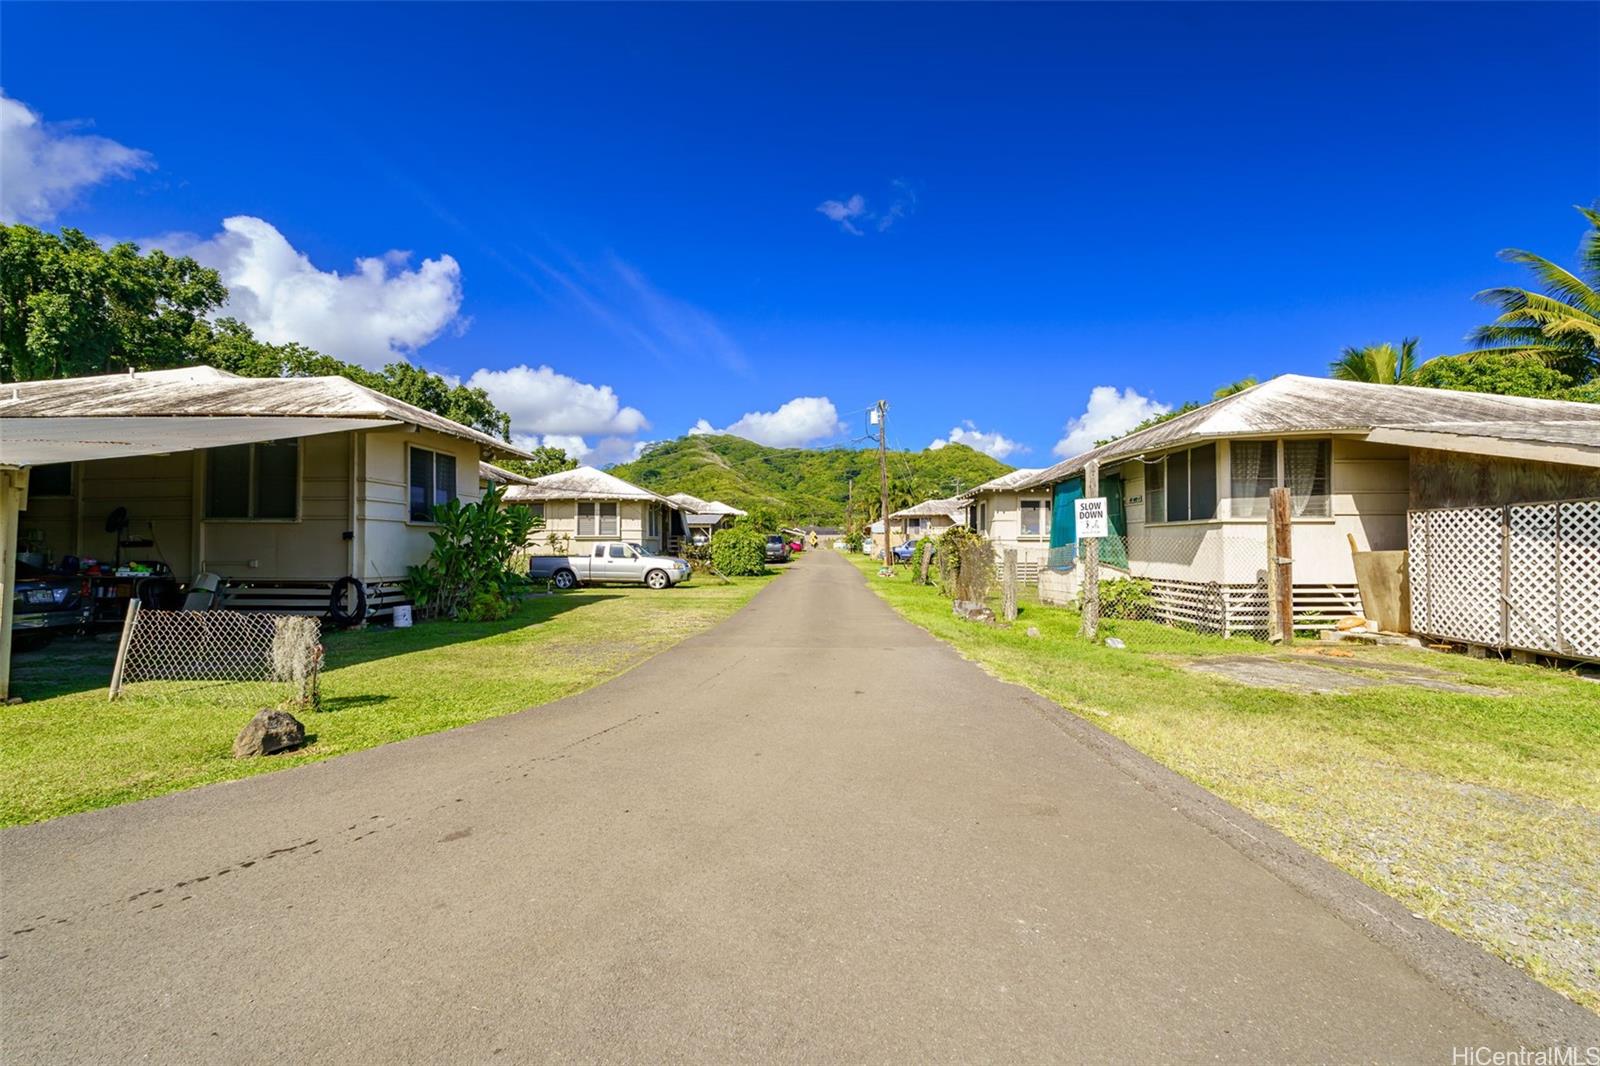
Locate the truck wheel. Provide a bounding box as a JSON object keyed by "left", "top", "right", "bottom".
{"left": 553, "top": 569, "right": 578, "bottom": 590}
{"left": 645, "top": 569, "right": 670, "bottom": 590}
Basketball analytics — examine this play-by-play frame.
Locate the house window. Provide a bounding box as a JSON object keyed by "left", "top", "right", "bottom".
{"left": 525, "top": 501, "right": 545, "bottom": 522}
{"left": 29, "top": 463, "right": 73, "bottom": 497}
{"left": 577, "top": 501, "right": 619, "bottom": 537}
{"left": 207, "top": 441, "right": 299, "bottom": 520}
{"left": 648, "top": 507, "right": 659, "bottom": 538}
{"left": 1145, "top": 443, "right": 1218, "bottom": 524}
{"left": 1229, "top": 438, "right": 1331, "bottom": 518}
{"left": 408, "top": 447, "right": 458, "bottom": 521}
{"left": 1019, "top": 499, "right": 1051, "bottom": 538}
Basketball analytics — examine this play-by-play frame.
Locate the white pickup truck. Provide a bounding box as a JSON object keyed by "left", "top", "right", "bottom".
{"left": 528, "top": 542, "right": 692, "bottom": 590}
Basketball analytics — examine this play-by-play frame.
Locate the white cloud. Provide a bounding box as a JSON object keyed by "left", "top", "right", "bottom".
{"left": 689, "top": 396, "right": 845, "bottom": 448}
{"left": 816, "top": 180, "right": 917, "bottom": 236}
{"left": 1052, "top": 386, "right": 1171, "bottom": 458}
{"left": 530, "top": 255, "right": 746, "bottom": 373}
{"left": 928, "top": 421, "right": 1026, "bottom": 460}
{"left": 817, "top": 193, "right": 867, "bottom": 235}
{"left": 511, "top": 432, "right": 647, "bottom": 468}
{"left": 148, "top": 216, "right": 463, "bottom": 369}
{"left": 0, "top": 91, "right": 153, "bottom": 223}
{"left": 467, "top": 364, "right": 648, "bottom": 437}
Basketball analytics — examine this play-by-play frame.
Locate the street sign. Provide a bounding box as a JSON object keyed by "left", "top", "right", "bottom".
{"left": 1075, "top": 496, "right": 1109, "bottom": 539}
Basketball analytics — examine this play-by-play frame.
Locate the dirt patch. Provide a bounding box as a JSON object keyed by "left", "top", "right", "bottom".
{"left": 1186, "top": 655, "right": 1506, "bottom": 696}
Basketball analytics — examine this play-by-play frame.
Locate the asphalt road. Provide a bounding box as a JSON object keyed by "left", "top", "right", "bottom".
{"left": 3, "top": 551, "right": 1593, "bottom": 1063}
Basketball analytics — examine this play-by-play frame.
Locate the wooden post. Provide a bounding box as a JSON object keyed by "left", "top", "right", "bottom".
{"left": 1266, "top": 487, "right": 1293, "bottom": 644}
{"left": 920, "top": 540, "right": 935, "bottom": 585}
{"left": 1080, "top": 459, "right": 1100, "bottom": 640}
{"left": 0, "top": 467, "right": 23, "bottom": 701}
{"left": 108, "top": 598, "right": 140, "bottom": 700}
{"left": 1003, "top": 549, "right": 1018, "bottom": 622}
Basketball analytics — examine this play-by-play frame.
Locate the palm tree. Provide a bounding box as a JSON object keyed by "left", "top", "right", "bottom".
{"left": 1456, "top": 203, "right": 1599, "bottom": 380}
{"left": 1213, "top": 377, "right": 1258, "bottom": 398}
{"left": 1330, "top": 338, "right": 1420, "bottom": 385}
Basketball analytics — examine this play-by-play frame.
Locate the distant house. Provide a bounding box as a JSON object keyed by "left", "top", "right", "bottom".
{"left": 1, "top": 365, "right": 533, "bottom": 691}
{"left": 663, "top": 492, "right": 747, "bottom": 546}
{"left": 959, "top": 468, "right": 1047, "bottom": 578}
{"left": 869, "top": 497, "right": 968, "bottom": 556}
{"left": 479, "top": 461, "right": 536, "bottom": 489}
{"left": 1018, "top": 374, "right": 1600, "bottom": 640}
{"left": 504, "top": 467, "right": 678, "bottom": 555}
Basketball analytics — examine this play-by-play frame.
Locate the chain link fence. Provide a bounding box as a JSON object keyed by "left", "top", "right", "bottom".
{"left": 110, "top": 605, "right": 323, "bottom": 708}
{"left": 1040, "top": 532, "right": 1285, "bottom": 650}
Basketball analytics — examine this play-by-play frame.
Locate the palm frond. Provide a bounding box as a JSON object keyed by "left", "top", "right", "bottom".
{"left": 1495, "top": 249, "right": 1600, "bottom": 316}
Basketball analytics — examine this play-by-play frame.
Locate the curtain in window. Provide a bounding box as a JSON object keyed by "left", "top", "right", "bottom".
{"left": 1229, "top": 440, "right": 1275, "bottom": 519}
{"left": 1285, "top": 440, "right": 1324, "bottom": 517}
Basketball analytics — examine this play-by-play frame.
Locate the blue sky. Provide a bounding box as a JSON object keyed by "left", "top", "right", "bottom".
{"left": 3, "top": 2, "right": 1597, "bottom": 466}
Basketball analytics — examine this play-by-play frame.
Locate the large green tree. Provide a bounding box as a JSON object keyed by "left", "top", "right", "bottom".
{"left": 0, "top": 225, "right": 225, "bottom": 380}
{"left": 495, "top": 446, "right": 580, "bottom": 480}
{"left": 1455, "top": 203, "right": 1599, "bottom": 380}
{"left": 0, "top": 223, "right": 514, "bottom": 438}
{"left": 1329, "top": 338, "right": 1420, "bottom": 385}
{"left": 1412, "top": 351, "right": 1598, "bottom": 403}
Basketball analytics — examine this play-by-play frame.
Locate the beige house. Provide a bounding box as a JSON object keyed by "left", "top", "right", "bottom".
{"left": 504, "top": 467, "right": 678, "bottom": 555}
{"left": 960, "top": 468, "right": 1047, "bottom": 578}
{"left": 870, "top": 497, "right": 969, "bottom": 556}
{"left": 1017, "top": 374, "right": 1600, "bottom": 631}
{"left": 1, "top": 366, "right": 531, "bottom": 694}
{"left": 664, "top": 492, "right": 747, "bottom": 547}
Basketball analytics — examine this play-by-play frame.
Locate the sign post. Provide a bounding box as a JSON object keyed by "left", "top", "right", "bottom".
{"left": 1079, "top": 461, "right": 1102, "bottom": 639}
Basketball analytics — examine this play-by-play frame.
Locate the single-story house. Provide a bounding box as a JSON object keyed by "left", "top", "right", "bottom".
{"left": 1017, "top": 374, "right": 1600, "bottom": 642}
{"left": 663, "top": 492, "right": 747, "bottom": 547}
{"left": 504, "top": 467, "right": 678, "bottom": 555}
{"left": 868, "top": 497, "right": 969, "bottom": 556}
{"left": 0, "top": 366, "right": 533, "bottom": 696}
{"left": 960, "top": 468, "right": 1047, "bottom": 578}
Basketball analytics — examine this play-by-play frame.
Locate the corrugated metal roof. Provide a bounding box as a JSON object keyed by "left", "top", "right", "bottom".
{"left": 0, "top": 366, "right": 531, "bottom": 460}
{"left": 961, "top": 468, "right": 1042, "bottom": 497}
{"left": 480, "top": 461, "right": 536, "bottom": 485}
{"left": 890, "top": 496, "right": 969, "bottom": 519}
{"left": 1016, "top": 375, "right": 1600, "bottom": 489}
{"left": 664, "top": 492, "right": 747, "bottom": 516}
{"left": 502, "top": 465, "right": 677, "bottom": 507}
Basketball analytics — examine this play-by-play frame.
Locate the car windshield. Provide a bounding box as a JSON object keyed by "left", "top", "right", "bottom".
{"left": 628, "top": 543, "right": 646, "bottom": 556}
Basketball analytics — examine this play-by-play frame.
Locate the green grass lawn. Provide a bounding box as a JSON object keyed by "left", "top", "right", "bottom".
{"left": 851, "top": 556, "right": 1600, "bottom": 1013}
{"left": 1, "top": 574, "right": 775, "bottom": 828}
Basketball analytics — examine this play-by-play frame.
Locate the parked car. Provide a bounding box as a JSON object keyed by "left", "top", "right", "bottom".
{"left": 892, "top": 540, "right": 919, "bottom": 563}
{"left": 10, "top": 562, "right": 92, "bottom": 651}
{"left": 529, "top": 542, "right": 691, "bottom": 590}
{"left": 764, "top": 535, "right": 792, "bottom": 564}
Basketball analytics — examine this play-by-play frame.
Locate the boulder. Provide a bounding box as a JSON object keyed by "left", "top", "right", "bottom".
{"left": 233, "top": 708, "right": 306, "bottom": 758}
{"left": 952, "top": 600, "right": 995, "bottom": 623}
{"left": 1336, "top": 616, "right": 1370, "bottom": 632}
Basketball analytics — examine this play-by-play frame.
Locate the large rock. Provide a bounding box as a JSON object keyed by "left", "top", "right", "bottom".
{"left": 233, "top": 708, "right": 306, "bottom": 758}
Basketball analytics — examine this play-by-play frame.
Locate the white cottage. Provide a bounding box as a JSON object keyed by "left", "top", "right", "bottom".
{"left": 960, "top": 468, "right": 1047, "bottom": 578}
{"left": 504, "top": 467, "right": 678, "bottom": 555}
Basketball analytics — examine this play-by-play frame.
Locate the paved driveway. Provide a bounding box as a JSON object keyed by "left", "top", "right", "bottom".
{"left": 2, "top": 551, "right": 1591, "bottom": 1062}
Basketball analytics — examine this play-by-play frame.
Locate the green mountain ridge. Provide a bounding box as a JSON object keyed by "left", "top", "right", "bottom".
{"left": 609, "top": 434, "right": 1012, "bottom": 527}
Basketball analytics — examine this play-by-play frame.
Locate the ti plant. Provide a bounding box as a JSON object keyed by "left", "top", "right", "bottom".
{"left": 404, "top": 483, "right": 539, "bottom": 620}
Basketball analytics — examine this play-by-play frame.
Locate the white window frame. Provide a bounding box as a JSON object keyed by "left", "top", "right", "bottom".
{"left": 1142, "top": 444, "right": 1219, "bottom": 526}
{"left": 1018, "top": 498, "right": 1051, "bottom": 540}
{"left": 407, "top": 445, "right": 459, "bottom": 524}
{"left": 577, "top": 501, "right": 619, "bottom": 538}
{"left": 1226, "top": 437, "right": 1333, "bottom": 520}
{"left": 206, "top": 439, "right": 302, "bottom": 523}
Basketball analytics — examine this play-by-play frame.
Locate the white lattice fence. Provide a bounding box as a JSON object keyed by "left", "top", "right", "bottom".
{"left": 1409, "top": 498, "right": 1600, "bottom": 661}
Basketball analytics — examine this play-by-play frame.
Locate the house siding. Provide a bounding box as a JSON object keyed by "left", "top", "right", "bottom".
{"left": 524, "top": 499, "right": 667, "bottom": 554}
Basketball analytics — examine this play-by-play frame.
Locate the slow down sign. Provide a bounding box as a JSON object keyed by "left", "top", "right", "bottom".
{"left": 1075, "top": 496, "right": 1109, "bottom": 539}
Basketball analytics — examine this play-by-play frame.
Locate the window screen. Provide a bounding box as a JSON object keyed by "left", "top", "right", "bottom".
{"left": 577, "top": 502, "right": 597, "bottom": 536}
{"left": 598, "top": 501, "right": 619, "bottom": 537}
{"left": 1145, "top": 460, "right": 1166, "bottom": 525}
{"left": 433, "top": 453, "right": 456, "bottom": 507}
{"left": 207, "top": 445, "right": 253, "bottom": 519}
{"left": 1229, "top": 440, "right": 1278, "bottom": 519}
{"left": 254, "top": 440, "right": 298, "bottom": 519}
{"left": 1165, "top": 450, "right": 1190, "bottom": 523}
{"left": 409, "top": 448, "right": 434, "bottom": 521}
{"left": 1188, "top": 443, "right": 1217, "bottom": 521}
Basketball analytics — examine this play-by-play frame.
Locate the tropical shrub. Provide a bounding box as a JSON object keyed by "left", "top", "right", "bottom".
{"left": 843, "top": 530, "right": 865, "bottom": 553}
{"left": 1098, "top": 578, "right": 1155, "bottom": 620}
{"left": 931, "top": 525, "right": 987, "bottom": 598}
{"left": 404, "top": 483, "right": 537, "bottom": 620}
{"left": 709, "top": 526, "right": 766, "bottom": 576}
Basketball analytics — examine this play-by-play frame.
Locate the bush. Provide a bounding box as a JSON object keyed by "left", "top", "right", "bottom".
{"left": 1098, "top": 578, "right": 1154, "bottom": 619}
{"left": 931, "top": 525, "right": 988, "bottom": 598}
{"left": 844, "top": 530, "right": 865, "bottom": 553}
{"left": 461, "top": 591, "right": 513, "bottom": 623}
{"left": 710, "top": 526, "right": 767, "bottom": 576}
{"left": 404, "top": 483, "right": 536, "bottom": 620}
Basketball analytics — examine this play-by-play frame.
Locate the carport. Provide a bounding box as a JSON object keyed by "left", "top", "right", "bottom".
{"left": 0, "top": 389, "right": 392, "bottom": 699}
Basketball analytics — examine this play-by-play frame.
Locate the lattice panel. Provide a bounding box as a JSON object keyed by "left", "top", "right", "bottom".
{"left": 1559, "top": 501, "right": 1600, "bottom": 659}
{"left": 1420, "top": 507, "right": 1503, "bottom": 646}
{"left": 1408, "top": 511, "right": 1429, "bottom": 635}
{"left": 1507, "top": 503, "right": 1560, "bottom": 652}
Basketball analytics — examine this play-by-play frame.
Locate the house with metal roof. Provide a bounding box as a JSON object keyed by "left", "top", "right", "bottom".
{"left": 0, "top": 366, "right": 535, "bottom": 695}
{"left": 661, "top": 492, "right": 747, "bottom": 547}
{"left": 957, "top": 468, "right": 1047, "bottom": 578}
{"left": 503, "top": 466, "right": 678, "bottom": 555}
{"left": 1020, "top": 374, "right": 1600, "bottom": 647}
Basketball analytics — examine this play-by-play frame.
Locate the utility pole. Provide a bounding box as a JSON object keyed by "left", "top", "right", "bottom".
{"left": 875, "top": 400, "right": 890, "bottom": 566}
{"left": 846, "top": 477, "right": 854, "bottom": 535}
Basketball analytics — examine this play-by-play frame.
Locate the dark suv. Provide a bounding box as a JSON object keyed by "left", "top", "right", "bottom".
{"left": 763, "top": 534, "right": 792, "bottom": 564}
{"left": 11, "top": 562, "right": 92, "bottom": 652}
